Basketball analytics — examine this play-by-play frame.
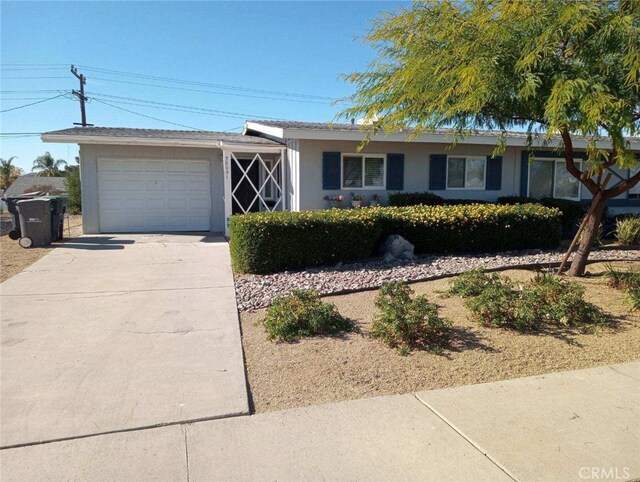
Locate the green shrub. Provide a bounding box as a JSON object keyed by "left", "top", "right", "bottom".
{"left": 615, "top": 216, "right": 640, "bottom": 245}
{"left": 388, "top": 191, "right": 489, "bottom": 207}
{"left": 372, "top": 281, "right": 451, "bottom": 354}
{"left": 388, "top": 191, "right": 443, "bottom": 206}
{"left": 440, "top": 199, "right": 490, "bottom": 205}
{"left": 460, "top": 271, "right": 610, "bottom": 331}
{"left": 604, "top": 264, "right": 640, "bottom": 310}
{"left": 497, "top": 196, "right": 538, "bottom": 205}
{"left": 230, "top": 204, "right": 562, "bottom": 274}
{"left": 448, "top": 268, "right": 504, "bottom": 298}
{"left": 498, "top": 196, "right": 586, "bottom": 238}
{"left": 539, "top": 198, "right": 586, "bottom": 238}
{"left": 64, "top": 166, "right": 82, "bottom": 214}
{"left": 259, "top": 289, "right": 353, "bottom": 341}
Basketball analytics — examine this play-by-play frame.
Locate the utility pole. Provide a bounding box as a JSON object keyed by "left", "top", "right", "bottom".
{"left": 71, "top": 65, "right": 92, "bottom": 127}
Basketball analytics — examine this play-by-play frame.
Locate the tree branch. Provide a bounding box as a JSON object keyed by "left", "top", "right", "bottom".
{"left": 604, "top": 169, "right": 640, "bottom": 200}
{"left": 560, "top": 126, "right": 598, "bottom": 194}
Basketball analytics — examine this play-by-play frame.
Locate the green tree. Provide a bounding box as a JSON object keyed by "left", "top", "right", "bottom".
{"left": 0, "top": 156, "right": 23, "bottom": 190}
{"left": 64, "top": 160, "right": 81, "bottom": 214}
{"left": 342, "top": 0, "right": 640, "bottom": 276}
{"left": 32, "top": 152, "right": 67, "bottom": 177}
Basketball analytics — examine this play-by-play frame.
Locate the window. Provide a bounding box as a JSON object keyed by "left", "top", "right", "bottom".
{"left": 446, "top": 156, "right": 486, "bottom": 189}
{"left": 342, "top": 154, "right": 385, "bottom": 189}
{"left": 259, "top": 158, "right": 280, "bottom": 202}
{"left": 528, "top": 159, "right": 581, "bottom": 200}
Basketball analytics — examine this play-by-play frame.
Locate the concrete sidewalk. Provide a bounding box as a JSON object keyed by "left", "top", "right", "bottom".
{"left": 2, "top": 362, "right": 638, "bottom": 481}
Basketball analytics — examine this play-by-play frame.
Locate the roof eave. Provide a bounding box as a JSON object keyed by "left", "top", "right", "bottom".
{"left": 40, "top": 134, "right": 281, "bottom": 150}
{"left": 245, "top": 123, "right": 640, "bottom": 150}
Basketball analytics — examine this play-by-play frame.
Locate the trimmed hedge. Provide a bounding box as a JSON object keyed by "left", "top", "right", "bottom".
{"left": 498, "top": 196, "right": 586, "bottom": 238}
{"left": 230, "top": 204, "right": 562, "bottom": 274}
{"left": 388, "top": 191, "right": 489, "bottom": 207}
{"left": 388, "top": 191, "right": 443, "bottom": 206}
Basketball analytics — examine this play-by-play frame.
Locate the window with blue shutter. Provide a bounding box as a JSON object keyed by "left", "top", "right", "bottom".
{"left": 429, "top": 154, "right": 447, "bottom": 190}
{"left": 386, "top": 153, "right": 404, "bottom": 190}
{"left": 486, "top": 155, "right": 503, "bottom": 190}
{"left": 322, "top": 152, "right": 341, "bottom": 190}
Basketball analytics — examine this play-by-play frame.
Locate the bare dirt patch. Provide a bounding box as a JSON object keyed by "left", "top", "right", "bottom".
{"left": 241, "top": 261, "right": 640, "bottom": 413}
{"left": 1, "top": 215, "right": 83, "bottom": 283}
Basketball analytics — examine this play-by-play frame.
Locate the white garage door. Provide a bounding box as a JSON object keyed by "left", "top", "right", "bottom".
{"left": 98, "top": 159, "right": 211, "bottom": 233}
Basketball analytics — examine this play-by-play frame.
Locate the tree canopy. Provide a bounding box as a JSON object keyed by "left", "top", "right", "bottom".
{"left": 342, "top": 0, "right": 639, "bottom": 171}
{"left": 32, "top": 152, "right": 67, "bottom": 177}
{"left": 342, "top": 0, "right": 640, "bottom": 276}
{"left": 0, "top": 157, "right": 23, "bottom": 190}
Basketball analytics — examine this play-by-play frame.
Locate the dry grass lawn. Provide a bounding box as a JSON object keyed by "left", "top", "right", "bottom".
{"left": 0, "top": 215, "right": 83, "bottom": 283}
{"left": 241, "top": 261, "right": 640, "bottom": 413}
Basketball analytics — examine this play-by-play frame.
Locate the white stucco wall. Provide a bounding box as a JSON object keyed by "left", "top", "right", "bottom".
{"left": 296, "top": 139, "right": 520, "bottom": 211}
{"left": 79, "top": 144, "right": 224, "bottom": 234}
{"left": 294, "top": 139, "right": 639, "bottom": 214}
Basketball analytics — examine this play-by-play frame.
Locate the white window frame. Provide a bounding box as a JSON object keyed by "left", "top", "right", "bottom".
{"left": 445, "top": 155, "right": 487, "bottom": 190}
{"left": 341, "top": 153, "right": 387, "bottom": 190}
{"left": 259, "top": 158, "right": 278, "bottom": 201}
{"left": 527, "top": 158, "right": 582, "bottom": 201}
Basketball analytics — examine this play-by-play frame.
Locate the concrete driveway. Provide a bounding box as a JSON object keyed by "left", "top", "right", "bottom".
{"left": 0, "top": 234, "right": 249, "bottom": 448}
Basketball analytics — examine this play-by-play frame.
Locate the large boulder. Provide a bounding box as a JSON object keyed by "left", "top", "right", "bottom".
{"left": 382, "top": 235, "right": 416, "bottom": 261}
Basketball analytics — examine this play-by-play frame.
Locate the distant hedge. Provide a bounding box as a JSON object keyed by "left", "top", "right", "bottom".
{"left": 498, "top": 196, "right": 586, "bottom": 237}
{"left": 230, "top": 204, "right": 562, "bottom": 274}
{"left": 388, "top": 191, "right": 489, "bottom": 207}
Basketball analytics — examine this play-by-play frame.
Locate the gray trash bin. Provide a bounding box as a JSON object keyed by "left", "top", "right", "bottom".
{"left": 17, "top": 198, "right": 53, "bottom": 248}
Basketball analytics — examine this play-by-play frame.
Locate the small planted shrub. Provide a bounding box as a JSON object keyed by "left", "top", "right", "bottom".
{"left": 454, "top": 270, "right": 610, "bottom": 331}
{"left": 260, "top": 289, "right": 353, "bottom": 342}
{"left": 604, "top": 264, "right": 640, "bottom": 310}
{"left": 615, "top": 216, "right": 640, "bottom": 245}
{"left": 447, "top": 268, "right": 504, "bottom": 298}
{"left": 372, "top": 281, "right": 451, "bottom": 354}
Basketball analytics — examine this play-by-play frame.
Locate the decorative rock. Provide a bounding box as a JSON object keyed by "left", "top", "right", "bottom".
{"left": 383, "top": 235, "right": 415, "bottom": 259}
{"left": 383, "top": 252, "right": 395, "bottom": 263}
{"left": 399, "top": 250, "right": 416, "bottom": 261}
{"left": 234, "top": 247, "right": 639, "bottom": 312}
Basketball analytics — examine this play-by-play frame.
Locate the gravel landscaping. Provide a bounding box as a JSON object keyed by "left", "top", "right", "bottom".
{"left": 235, "top": 247, "right": 640, "bottom": 311}
{"left": 241, "top": 262, "right": 640, "bottom": 414}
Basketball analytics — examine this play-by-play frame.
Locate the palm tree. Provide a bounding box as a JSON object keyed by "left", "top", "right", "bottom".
{"left": 0, "top": 156, "right": 23, "bottom": 190}
{"left": 32, "top": 152, "right": 67, "bottom": 177}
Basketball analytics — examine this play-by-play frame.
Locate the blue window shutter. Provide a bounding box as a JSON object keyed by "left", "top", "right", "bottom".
{"left": 322, "top": 152, "right": 341, "bottom": 190}
{"left": 520, "top": 151, "right": 530, "bottom": 196}
{"left": 486, "top": 155, "right": 502, "bottom": 190}
{"left": 386, "top": 153, "right": 404, "bottom": 190}
{"left": 429, "top": 154, "right": 447, "bottom": 190}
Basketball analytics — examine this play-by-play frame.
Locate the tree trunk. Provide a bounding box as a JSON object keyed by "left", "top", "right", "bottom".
{"left": 566, "top": 199, "right": 607, "bottom": 277}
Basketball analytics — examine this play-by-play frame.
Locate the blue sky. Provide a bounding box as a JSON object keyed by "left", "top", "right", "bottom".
{"left": 1, "top": 1, "right": 407, "bottom": 172}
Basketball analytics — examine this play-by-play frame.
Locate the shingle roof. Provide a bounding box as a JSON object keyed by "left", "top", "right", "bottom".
{"left": 43, "top": 127, "right": 283, "bottom": 145}
{"left": 3, "top": 173, "right": 66, "bottom": 198}
{"left": 247, "top": 120, "right": 531, "bottom": 139}
{"left": 247, "top": 120, "right": 640, "bottom": 143}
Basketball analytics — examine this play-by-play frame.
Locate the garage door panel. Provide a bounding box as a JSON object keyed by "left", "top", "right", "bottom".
{"left": 98, "top": 159, "right": 212, "bottom": 233}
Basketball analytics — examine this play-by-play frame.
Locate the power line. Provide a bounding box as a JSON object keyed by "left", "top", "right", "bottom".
{"left": 1, "top": 76, "right": 70, "bottom": 80}
{"left": 0, "top": 90, "right": 68, "bottom": 93}
{"left": 0, "top": 93, "right": 69, "bottom": 113}
{"left": 91, "top": 98, "right": 253, "bottom": 121}
{"left": 87, "top": 92, "right": 284, "bottom": 120}
{"left": 92, "top": 98, "right": 205, "bottom": 131}
{"left": 88, "top": 76, "right": 329, "bottom": 104}
{"left": 76, "top": 64, "right": 334, "bottom": 100}
{"left": 0, "top": 67, "right": 68, "bottom": 71}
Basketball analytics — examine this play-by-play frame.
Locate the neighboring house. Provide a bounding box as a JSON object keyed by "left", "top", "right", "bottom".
{"left": 41, "top": 122, "right": 640, "bottom": 235}
{"left": 2, "top": 172, "right": 66, "bottom": 198}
